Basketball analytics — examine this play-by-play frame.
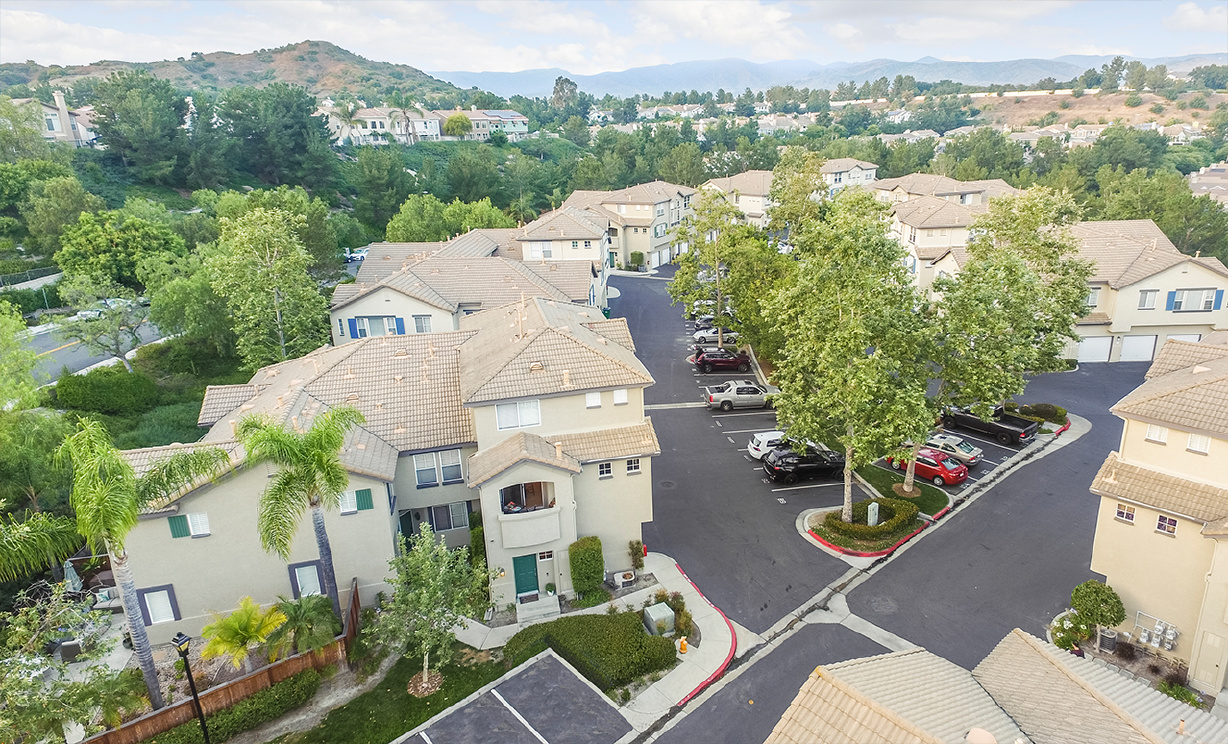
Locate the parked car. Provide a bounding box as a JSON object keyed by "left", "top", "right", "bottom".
{"left": 941, "top": 406, "right": 1039, "bottom": 446}
{"left": 695, "top": 348, "right": 751, "bottom": 374}
{"left": 347, "top": 247, "right": 368, "bottom": 262}
{"left": 924, "top": 433, "right": 983, "bottom": 467}
{"left": 694, "top": 314, "right": 716, "bottom": 329}
{"left": 693, "top": 328, "right": 739, "bottom": 344}
{"left": 703, "top": 380, "right": 769, "bottom": 411}
{"left": 763, "top": 444, "right": 846, "bottom": 484}
{"left": 748, "top": 430, "right": 786, "bottom": 460}
{"left": 886, "top": 447, "right": 969, "bottom": 487}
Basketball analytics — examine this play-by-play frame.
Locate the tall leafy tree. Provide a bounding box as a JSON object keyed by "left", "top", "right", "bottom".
{"left": 217, "top": 83, "right": 335, "bottom": 188}
{"left": 1094, "top": 166, "right": 1228, "bottom": 262}
{"left": 0, "top": 300, "right": 39, "bottom": 410}
{"left": 667, "top": 190, "right": 746, "bottom": 346}
{"left": 352, "top": 146, "right": 412, "bottom": 233}
{"left": 442, "top": 113, "right": 473, "bottom": 138}
{"left": 0, "top": 95, "right": 52, "bottom": 163}
{"left": 56, "top": 211, "right": 186, "bottom": 290}
{"left": 138, "top": 250, "right": 236, "bottom": 356}
{"left": 206, "top": 208, "right": 330, "bottom": 371}
{"left": 447, "top": 146, "right": 500, "bottom": 202}
{"left": 373, "top": 525, "right": 492, "bottom": 692}
{"left": 236, "top": 406, "right": 366, "bottom": 616}
{"left": 55, "top": 275, "right": 148, "bottom": 373}
{"left": 215, "top": 185, "right": 342, "bottom": 279}
{"left": 57, "top": 418, "right": 229, "bottom": 710}
{"left": 657, "top": 142, "right": 706, "bottom": 187}
{"left": 184, "top": 95, "right": 237, "bottom": 190}
{"left": 18, "top": 175, "right": 106, "bottom": 253}
{"left": 0, "top": 410, "right": 72, "bottom": 515}
{"left": 92, "top": 70, "right": 188, "bottom": 184}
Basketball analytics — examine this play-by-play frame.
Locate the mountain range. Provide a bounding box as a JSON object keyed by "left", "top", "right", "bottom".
{"left": 431, "top": 53, "right": 1228, "bottom": 99}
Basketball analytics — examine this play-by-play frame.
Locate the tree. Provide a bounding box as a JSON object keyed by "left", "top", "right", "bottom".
{"left": 1099, "top": 56, "right": 1126, "bottom": 92}
{"left": 446, "top": 146, "right": 501, "bottom": 203}
{"left": 0, "top": 409, "right": 73, "bottom": 515}
{"left": 442, "top": 113, "right": 473, "bottom": 138}
{"left": 0, "top": 95, "right": 52, "bottom": 163}
{"left": 184, "top": 95, "right": 236, "bottom": 190}
{"left": 236, "top": 406, "right": 366, "bottom": 616}
{"left": 657, "top": 142, "right": 706, "bottom": 187}
{"left": 667, "top": 190, "right": 745, "bottom": 346}
{"left": 0, "top": 300, "right": 39, "bottom": 410}
{"left": 93, "top": 70, "right": 188, "bottom": 184}
{"left": 352, "top": 146, "right": 412, "bottom": 233}
{"left": 373, "top": 525, "right": 492, "bottom": 693}
{"left": 562, "top": 115, "right": 590, "bottom": 147}
{"left": 57, "top": 418, "right": 230, "bottom": 710}
{"left": 201, "top": 596, "right": 287, "bottom": 674}
{"left": 1094, "top": 166, "right": 1228, "bottom": 262}
{"left": 54, "top": 275, "right": 149, "bottom": 372}
{"left": 217, "top": 83, "right": 336, "bottom": 188}
{"left": 139, "top": 250, "right": 236, "bottom": 356}
{"left": 19, "top": 175, "right": 106, "bottom": 253}
{"left": 56, "top": 211, "right": 186, "bottom": 290}
{"left": 206, "top": 208, "right": 330, "bottom": 371}
{"left": 215, "top": 186, "right": 342, "bottom": 280}
{"left": 1070, "top": 580, "right": 1125, "bottom": 652}
{"left": 551, "top": 76, "right": 579, "bottom": 111}
{"left": 0, "top": 511, "right": 79, "bottom": 582}
{"left": 384, "top": 194, "right": 513, "bottom": 242}
{"left": 267, "top": 594, "right": 340, "bottom": 658}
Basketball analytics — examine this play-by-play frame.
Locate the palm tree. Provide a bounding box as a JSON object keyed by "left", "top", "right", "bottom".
{"left": 385, "top": 91, "right": 423, "bottom": 146}
{"left": 201, "top": 595, "right": 287, "bottom": 674}
{"left": 0, "top": 511, "right": 79, "bottom": 582}
{"left": 237, "top": 406, "right": 365, "bottom": 617}
{"left": 267, "top": 594, "right": 340, "bottom": 658}
{"left": 57, "top": 419, "right": 230, "bottom": 710}
{"left": 87, "top": 667, "right": 148, "bottom": 729}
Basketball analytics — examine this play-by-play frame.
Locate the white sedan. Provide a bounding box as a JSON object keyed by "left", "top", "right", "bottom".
{"left": 693, "top": 328, "right": 739, "bottom": 344}
{"left": 925, "top": 433, "right": 984, "bottom": 466}
{"left": 748, "top": 430, "right": 786, "bottom": 460}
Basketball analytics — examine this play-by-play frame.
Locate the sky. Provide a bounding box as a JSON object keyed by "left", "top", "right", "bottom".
{"left": 1, "top": 0, "right": 1225, "bottom": 75}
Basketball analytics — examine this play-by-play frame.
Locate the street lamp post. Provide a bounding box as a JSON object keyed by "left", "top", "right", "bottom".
{"left": 172, "top": 632, "right": 211, "bottom": 744}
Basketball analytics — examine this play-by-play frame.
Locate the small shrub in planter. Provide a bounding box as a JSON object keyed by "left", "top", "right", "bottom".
{"left": 1115, "top": 641, "right": 1136, "bottom": 660}
{"left": 824, "top": 498, "right": 919, "bottom": 540}
{"left": 629, "top": 251, "right": 644, "bottom": 269}
{"left": 569, "top": 536, "right": 604, "bottom": 598}
{"left": 1165, "top": 668, "right": 1189, "bottom": 686}
{"left": 628, "top": 540, "right": 645, "bottom": 570}
{"left": 1049, "top": 610, "right": 1093, "bottom": 650}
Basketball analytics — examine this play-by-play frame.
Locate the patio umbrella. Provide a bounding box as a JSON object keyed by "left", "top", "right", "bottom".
{"left": 63, "top": 560, "right": 83, "bottom": 593}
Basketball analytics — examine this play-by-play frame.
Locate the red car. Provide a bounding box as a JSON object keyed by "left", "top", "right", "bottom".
{"left": 694, "top": 347, "right": 751, "bottom": 374}
{"left": 886, "top": 447, "right": 968, "bottom": 487}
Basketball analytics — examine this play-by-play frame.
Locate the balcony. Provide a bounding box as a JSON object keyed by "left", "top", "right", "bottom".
{"left": 499, "top": 505, "right": 561, "bottom": 549}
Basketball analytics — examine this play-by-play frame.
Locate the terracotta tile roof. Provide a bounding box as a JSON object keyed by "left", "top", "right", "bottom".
{"left": 1145, "top": 338, "right": 1228, "bottom": 379}
{"left": 437, "top": 228, "right": 519, "bottom": 258}
{"left": 466, "top": 431, "right": 581, "bottom": 487}
{"left": 198, "top": 385, "right": 259, "bottom": 426}
{"left": 825, "top": 648, "right": 1028, "bottom": 744}
{"left": 702, "top": 170, "right": 774, "bottom": 197}
{"left": 973, "top": 629, "right": 1228, "bottom": 744}
{"left": 458, "top": 299, "right": 652, "bottom": 405}
{"left": 517, "top": 207, "right": 607, "bottom": 241}
{"left": 553, "top": 420, "right": 660, "bottom": 463}
{"left": 1090, "top": 451, "right": 1228, "bottom": 522}
{"left": 820, "top": 158, "right": 878, "bottom": 174}
{"left": 581, "top": 319, "right": 636, "bottom": 351}
{"left": 1068, "top": 220, "right": 1228, "bottom": 288}
{"left": 765, "top": 666, "right": 942, "bottom": 744}
{"left": 1114, "top": 353, "right": 1228, "bottom": 435}
{"left": 120, "top": 440, "right": 244, "bottom": 513}
{"left": 892, "top": 194, "right": 984, "bottom": 229}
{"left": 873, "top": 173, "right": 1015, "bottom": 198}
{"left": 1078, "top": 312, "right": 1112, "bottom": 325}
{"left": 598, "top": 180, "right": 695, "bottom": 204}
{"left": 353, "top": 242, "right": 449, "bottom": 283}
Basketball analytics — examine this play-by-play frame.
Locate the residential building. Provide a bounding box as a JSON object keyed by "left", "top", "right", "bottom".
{"left": 318, "top": 106, "right": 442, "bottom": 145}
{"left": 562, "top": 181, "right": 696, "bottom": 269}
{"left": 1089, "top": 334, "right": 1228, "bottom": 706}
{"left": 756, "top": 115, "right": 803, "bottom": 137}
{"left": 12, "top": 91, "right": 96, "bottom": 146}
{"left": 884, "top": 109, "right": 913, "bottom": 124}
{"left": 118, "top": 298, "right": 658, "bottom": 643}
{"left": 1008, "top": 125, "right": 1068, "bottom": 150}
{"left": 1068, "top": 123, "right": 1110, "bottom": 147}
{"left": 876, "top": 129, "right": 940, "bottom": 146}
{"left": 871, "top": 173, "right": 1017, "bottom": 207}
{"left": 889, "top": 195, "right": 984, "bottom": 287}
{"left": 1189, "top": 162, "right": 1228, "bottom": 208}
{"left": 432, "top": 107, "right": 530, "bottom": 141}
{"left": 700, "top": 170, "right": 774, "bottom": 227}
{"left": 766, "top": 628, "right": 1228, "bottom": 742}
{"left": 819, "top": 157, "right": 878, "bottom": 195}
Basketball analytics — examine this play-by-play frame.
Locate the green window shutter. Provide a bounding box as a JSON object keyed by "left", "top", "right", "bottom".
{"left": 355, "top": 489, "right": 374, "bottom": 511}
{"left": 168, "top": 515, "right": 190, "bottom": 538}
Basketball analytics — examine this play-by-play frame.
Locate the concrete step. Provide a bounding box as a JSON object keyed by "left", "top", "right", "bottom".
{"left": 515, "top": 595, "right": 561, "bottom": 624}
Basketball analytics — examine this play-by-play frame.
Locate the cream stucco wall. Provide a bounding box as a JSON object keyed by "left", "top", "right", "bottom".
{"left": 1105, "top": 262, "right": 1228, "bottom": 336}
{"left": 471, "top": 387, "right": 647, "bottom": 449}
{"left": 1118, "top": 419, "right": 1228, "bottom": 487}
{"left": 1089, "top": 496, "right": 1212, "bottom": 665}
{"left": 573, "top": 459, "right": 653, "bottom": 574}
{"left": 392, "top": 446, "right": 479, "bottom": 550}
{"left": 125, "top": 465, "right": 396, "bottom": 644}
{"left": 331, "top": 289, "right": 454, "bottom": 344}
{"left": 1189, "top": 539, "right": 1228, "bottom": 694}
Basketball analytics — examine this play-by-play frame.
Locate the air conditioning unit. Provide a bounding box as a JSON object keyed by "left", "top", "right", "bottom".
{"left": 611, "top": 570, "right": 636, "bottom": 589}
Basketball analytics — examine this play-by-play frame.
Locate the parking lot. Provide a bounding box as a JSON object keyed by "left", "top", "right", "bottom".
{"left": 867, "top": 426, "right": 1042, "bottom": 500}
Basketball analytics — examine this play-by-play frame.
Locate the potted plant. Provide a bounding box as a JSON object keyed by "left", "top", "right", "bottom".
{"left": 545, "top": 583, "right": 556, "bottom": 596}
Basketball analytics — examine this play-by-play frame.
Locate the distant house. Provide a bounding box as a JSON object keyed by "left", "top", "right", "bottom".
{"left": 701, "top": 170, "right": 774, "bottom": 228}
{"left": 562, "top": 181, "right": 696, "bottom": 269}
{"left": 318, "top": 105, "right": 442, "bottom": 145}
{"left": 819, "top": 157, "right": 878, "bottom": 195}
{"left": 884, "top": 109, "right": 913, "bottom": 124}
{"left": 11, "top": 91, "right": 96, "bottom": 147}
{"left": 432, "top": 107, "right": 530, "bottom": 141}
{"left": 877, "top": 129, "right": 940, "bottom": 146}
{"left": 1189, "top": 162, "right": 1228, "bottom": 208}
{"left": 871, "top": 173, "right": 1016, "bottom": 207}
{"left": 1068, "top": 123, "right": 1110, "bottom": 147}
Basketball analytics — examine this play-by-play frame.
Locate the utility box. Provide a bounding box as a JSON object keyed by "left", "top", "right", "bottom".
{"left": 643, "top": 602, "right": 675, "bottom": 636}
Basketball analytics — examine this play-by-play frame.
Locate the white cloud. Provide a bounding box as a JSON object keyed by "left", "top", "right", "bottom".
{"left": 630, "top": 0, "right": 810, "bottom": 60}
{"left": 1163, "top": 2, "right": 1228, "bottom": 31}
{"left": 827, "top": 22, "right": 861, "bottom": 41}
{"left": 0, "top": 9, "right": 187, "bottom": 64}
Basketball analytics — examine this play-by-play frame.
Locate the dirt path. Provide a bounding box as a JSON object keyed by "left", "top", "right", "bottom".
{"left": 226, "top": 655, "right": 398, "bottom": 744}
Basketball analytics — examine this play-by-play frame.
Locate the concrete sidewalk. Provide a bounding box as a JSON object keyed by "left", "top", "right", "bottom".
{"left": 454, "top": 551, "right": 738, "bottom": 732}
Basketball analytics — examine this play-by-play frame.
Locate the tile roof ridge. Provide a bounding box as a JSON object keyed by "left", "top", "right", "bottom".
{"left": 811, "top": 666, "right": 944, "bottom": 743}
{"left": 1116, "top": 358, "right": 1228, "bottom": 408}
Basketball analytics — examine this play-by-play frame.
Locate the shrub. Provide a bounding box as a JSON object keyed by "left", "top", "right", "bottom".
{"left": 1017, "top": 402, "right": 1068, "bottom": 424}
{"left": 1158, "top": 680, "right": 1203, "bottom": 708}
{"left": 629, "top": 251, "right": 644, "bottom": 269}
{"left": 1165, "top": 668, "right": 1188, "bottom": 686}
{"left": 1190, "top": 95, "right": 1208, "bottom": 110}
{"left": 147, "top": 669, "right": 321, "bottom": 743}
{"left": 628, "top": 540, "right": 644, "bottom": 571}
{"left": 1150, "top": 103, "right": 1166, "bottom": 114}
{"left": 1071, "top": 580, "right": 1126, "bottom": 634}
{"left": 1050, "top": 611, "right": 1092, "bottom": 650}
{"left": 1059, "top": 100, "right": 1070, "bottom": 109}
{"left": 0, "top": 282, "right": 63, "bottom": 315}
{"left": 1125, "top": 93, "right": 1143, "bottom": 107}
{"left": 504, "top": 612, "right": 675, "bottom": 690}
{"left": 824, "top": 498, "right": 919, "bottom": 540}
{"left": 569, "top": 536, "right": 604, "bottom": 597}
{"left": 113, "top": 401, "right": 206, "bottom": 449}
{"left": 54, "top": 366, "right": 160, "bottom": 415}
{"left": 1115, "top": 641, "right": 1137, "bottom": 660}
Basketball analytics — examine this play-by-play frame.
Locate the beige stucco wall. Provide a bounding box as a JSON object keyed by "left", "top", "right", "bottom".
{"left": 1118, "top": 419, "right": 1228, "bottom": 487}
{"left": 471, "top": 388, "right": 647, "bottom": 449}
{"left": 1106, "top": 263, "right": 1228, "bottom": 335}
{"left": 1090, "top": 496, "right": 1212, "bottom": 664}
{"left": 392, "top": 446, "right": 479, "bottom": 550}
{"left": 125, "top": 464, "right": 395, "bottom": 644}
{"left": 573, "top": 459, "right": 653, "bottom": 574}
{"left": 330, "top": 289, "right": 454, "bottom": 344}
{"left": 1189, "top": 538, "right": 1228, "bottom": 694}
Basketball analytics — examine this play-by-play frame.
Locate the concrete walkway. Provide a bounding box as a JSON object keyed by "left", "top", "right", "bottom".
{"left": 454, "top": 551, "right": 738, "bottom": 733}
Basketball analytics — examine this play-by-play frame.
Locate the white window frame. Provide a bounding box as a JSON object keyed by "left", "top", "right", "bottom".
{"left": 294, "top": 564, "right": 322, "bottom": 596}
{"left": 586, "top": 392, "right": 602, "bottom": 408}
{"left": 1173, "top": 290, "right": 1187, "bottom": 311}
{"left": 340, "top": 490, "right": 358, "bottom": 514}
{"left": 429, "top": 501, "right": 469, "bottom": 531}
{"left": 1085, "top": 287, "right": 1100, "bottom": 308}
{"left": 538, "top": 550, "right": 553, "bottom": 561}
{"left": 1202, "top": 289, "right": 1217, "bottom": 311}
{"left": 496, "top": 400, "right": 541, "bottom": 430}
{"left": 1145, "top": 424, "right": 1168, "bottom": 443}
{"left": 413, "top": 315, "right": 431, "bottom": 334}
{"left": 414, "top": 453, "right": 439, "bottom": 487}
{"left": 1188, "top": 432, "right": 1211, "bottom": 454}
{"left": 1157, "top": 514, "right": 1178, "bottom": 535}
{"left": 439, "top": 449, "right": 463, "bottom": 483}
{"left": 186, "top": 512, "right": 210, "bottom": 537}
{"left": 613, "top": 388, "right": 628, "bottom": 405}
{"left": 626, "top": 458, "right": 641, "bottom": 474}
{"left": 143, "top": 589, "right": 175, "bottom": 624}
{"left": 1115, "top": 504, "right": 1135, "bottom": 523}
{"left": 1138, "top": 289, "right": 1157, "bottom": 310}
{"left": 598, "top": 462, "right": 612, "bottom": 478}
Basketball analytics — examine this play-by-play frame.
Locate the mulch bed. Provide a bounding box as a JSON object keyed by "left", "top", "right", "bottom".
{"left": 406, "top": 670, "right": 444, "bottom": 698}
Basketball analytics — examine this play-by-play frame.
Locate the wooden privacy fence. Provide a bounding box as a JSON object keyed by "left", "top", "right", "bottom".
{"left": 82, "top": 578, "right": 363, "bottom": 744}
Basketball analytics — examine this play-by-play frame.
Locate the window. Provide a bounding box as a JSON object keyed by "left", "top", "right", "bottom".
{"left": 598, "top": 462, "right": 612, "bottom": 478}
{"left": 1138, "top": 289, "right": 1158, "bottom": 310}
{"left": 586, "top": 392, "right": 602, "bottom": 408}
{"left": 413, "top": 315, "right": 432, "bottom": 334}
{"left": 613, "top": 388, "right": 628, "bottom": 405}
{"left": 1202, "top": 289, "right": 1218, "bottom": 311}
{"left": 439, "top": 450, "right": 463, "bottom": 483}
{"left": 584, "top": 240, "right": 592, "bottom": 248}
{"left": 290, "top": 562, "right": 322, "bottom": 598}
{"left": 833, "top": 172, "right": 843, "bottom": 183}
{"left": 654, "top": 224, "right": 666, "bottom": 238}
{"left": 354, "top": 316, "right": 401, "bottom": 338}
{"left": 627, "top": 458, "right": 641, "bottom": 474}
{"left": 538, "top": 550, "right": 553, "bottom": 561}
{"left": 138, "top": 586, "right": 179, "bottom": 625}
{"left": 1115, "top": 504, "right": 1135, "bottom": 523}
{"left": 497, "top": 400, "right": 541, "bottom": 430}
{"left": 529, "top": 241, "right": 553, "bottom": 259}
{"left": 429, "top": 502, "right": 469, "bottom": 531}
{"left": 1085, "top": 287, "right": 1100, "bottom": 308}
{"left": 45, "top": 115, "right": 60, "bottom": 132}
{"left": 168, "top": 513, "right": 209, "bottom": 538}
{"left": 415, "top": 453, "right": 438, "bottom": 487}
{"left": 1188, "top": 433, "right": 1211, "bottom": 454}
{"left": 340, "top": 488, "right": 374, "bottom": 513}
{"left": 1146, "top": 424, "right": 1168, "bottom": 444}
{"left": 1157, "top": 515, "right": 1177, "bottom": 535}
{"left": 1169, "top": 289, "right": 1222, "bottom": 312}
{"left": 571, "top": 241, "right": 579, "bottom": 248}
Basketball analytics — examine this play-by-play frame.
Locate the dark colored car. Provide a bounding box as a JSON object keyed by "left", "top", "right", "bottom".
{"left": 694, "top": 348, "right": 752, "bottom": 373}
{"left": 886, "top": 447, "right": 969, "bottom": 487}
{"left": 762, "top": 445, "right": 846, "bottom": 485}
{"left": 941, "top": 406, "right": 1039, "bottom": 446}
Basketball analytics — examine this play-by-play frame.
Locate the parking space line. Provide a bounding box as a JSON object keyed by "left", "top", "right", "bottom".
{"left": 945, "top": 430, "right": 1026, "bottom": 450}
{"left": 491, "top": 689, "right": 550, "bottom": 744}
{"left": 419, "top": 733, "right": 434, "bottom": 744}
{"left": 771, "top": 483, "right": 843, "bottom": 492}
{"left": 721, "top": 427, "right": 774, "bottom": 434}
{"left": 713, "top": 410, "right": 776, "bottom": 418}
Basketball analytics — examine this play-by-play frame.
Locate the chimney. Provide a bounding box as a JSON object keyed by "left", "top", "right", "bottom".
{"left": 554, "top": 442, "right": 563, "bottom": 459}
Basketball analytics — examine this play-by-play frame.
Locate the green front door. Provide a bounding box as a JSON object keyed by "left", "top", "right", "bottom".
{"left": 512, "top": 554, "right": 538, "bottom": 596}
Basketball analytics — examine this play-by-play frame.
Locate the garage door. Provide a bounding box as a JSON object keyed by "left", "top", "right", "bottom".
{"left": 1077, "top": 336, "right": 1112, "bottom": 362}
{"left": 1120, "top": 335, "right": 1157, "bottom": 362}
{"left": 1169, "top": 334, "right": 1202, "bottom": 343}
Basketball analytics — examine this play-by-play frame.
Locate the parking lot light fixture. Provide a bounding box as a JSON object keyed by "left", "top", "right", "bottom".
{"left": 172, "top": 632, "right": 211, "bottom": 744}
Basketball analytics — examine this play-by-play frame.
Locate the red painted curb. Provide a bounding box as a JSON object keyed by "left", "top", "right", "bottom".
{"left": 674, "top": 562, "right": 737, "bottom": 707}
{"left": 807, "top": 523, "right": 928, "bottom": 558}
{"left": 1055, "top": 420, "right": 1071, "bottom": 438}
{"left": 932, "top": 506, "right": 951, "bottom": 521}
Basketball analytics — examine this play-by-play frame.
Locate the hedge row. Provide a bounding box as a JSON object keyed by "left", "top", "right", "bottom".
{"left": 146, "top": 669, "right": 321, "bottom": 744}
{"left": 1, "top": 282, "right": 63, "bottom": 315}
{"left": 1005, "top": 401, "right": 1068, "bottom": 425}
{"left": 54, "top": 366, "right": 160, "bottom": 415}
{"left": 824, "top": 498, "right": 919, "bottom": 540}
{"left": 569, "top": 536, "right": 604, "bottom": 597}
{"left": 504, "top": 612, "right": 675, "bottom": 691}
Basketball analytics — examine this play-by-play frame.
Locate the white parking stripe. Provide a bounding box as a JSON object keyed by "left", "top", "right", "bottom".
{"left": 721, "top": 427, "right": 776, "bottom": 434}
{"left": 491, "top": 689, "right": 550, "bottom": 744}
{"left": 713, "top": 410, "right": 777, "bottom": 418}
{"left": 419, "top": 733, "right": 434, "bottom": 744}
{"left": 945, "top": 430, "right": 1024, "bottom": 449}
{"left": 771, "top": 483, "right": 843, "bottom": 492}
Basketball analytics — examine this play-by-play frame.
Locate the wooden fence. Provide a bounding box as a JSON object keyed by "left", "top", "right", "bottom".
{"left": 82, "top": 578, "right": 363, "bottom": 744}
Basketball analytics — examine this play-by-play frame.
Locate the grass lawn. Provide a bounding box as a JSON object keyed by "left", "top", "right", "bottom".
{"left": 856, "top": 465, "right": 950, "bottom": 516}
{"left": 276, "top": 645, "right": 505, "bottom": 744}
{"left": 807, "top": 511, "right": 927, "bottom": 553}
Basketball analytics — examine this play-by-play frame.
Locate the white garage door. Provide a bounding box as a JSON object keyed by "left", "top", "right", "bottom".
{"left": 1169, "top": 334, "right": 1202, "bottom": 343}
{"left": 1078, "top": 336, "right": 1112, "bottom": 362}
{"left": 1120, "top": 335, "right": 1157, "bottom": 362}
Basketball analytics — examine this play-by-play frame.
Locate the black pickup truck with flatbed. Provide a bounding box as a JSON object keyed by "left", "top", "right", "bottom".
{"left": 940, "top": 406, "right": 1040, "bottom": 446}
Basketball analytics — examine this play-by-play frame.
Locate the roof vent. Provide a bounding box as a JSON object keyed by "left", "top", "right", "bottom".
{"left": 393, "top": 348, "right": 409, "bottom": 358}
{"left": 1194, "top": 364, "right": 1211, "bottom": 374}
{"left": 394, "top": 374, "right": 403, "bottom": 383}
{"left": 529, "top": 361, "right": 545, "bottom": 372}
{"left": 561, "top": 369, "right": 571, "bottom": 387}
{"left": 578, "top": 311, "right": 588, "bottom": 317}
{"left": 346, "top": 393, "right": 360, "bottom": 403}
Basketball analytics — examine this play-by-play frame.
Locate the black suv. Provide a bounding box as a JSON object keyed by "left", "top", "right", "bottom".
{"left": 762, "top": 445, "right": 845, "bottom": 485}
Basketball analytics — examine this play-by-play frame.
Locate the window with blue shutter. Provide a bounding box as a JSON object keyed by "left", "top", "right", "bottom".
{"left": 355, "top": 488, "right": 374, "bottom": 511}
{"left": 347, "top": 318, "right": 359, "bottom": 338}
{"left": 1165, "top": 291, "right": 1177, "bottom": 311}
{"left": 1215, "top": 290, "right": 1224, "bottom": 311}
{"left": 168, "top": 515, "right": 190, "bottom": 538}
{"left": 394, "top": 317, "right": 406, "bottom": 335}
